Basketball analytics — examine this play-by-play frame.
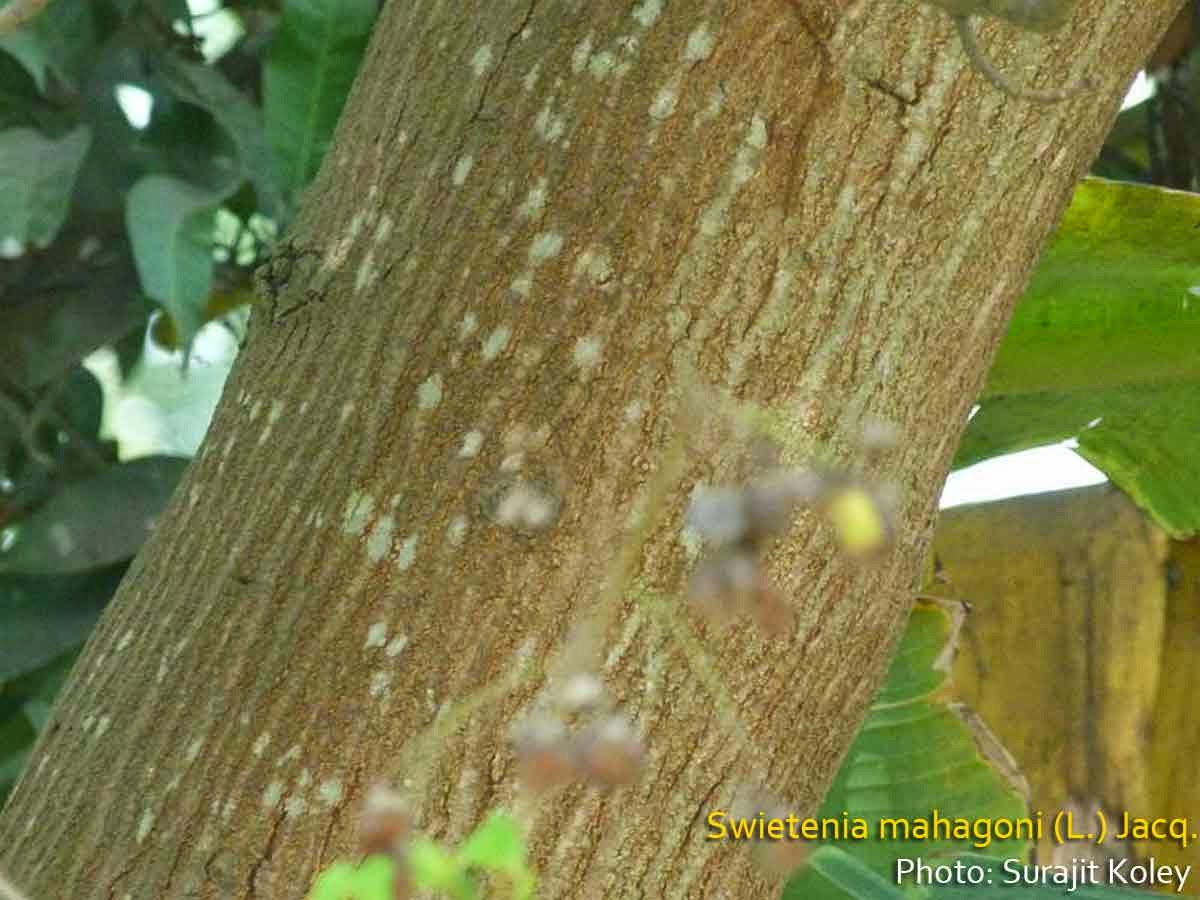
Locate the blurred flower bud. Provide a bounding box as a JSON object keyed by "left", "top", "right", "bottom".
{"left": 558, "top": 672, "right": 605, "bottom": 715}
{"left": 742, "top": 469, "right": 826, "bottom": 541}
{"left": 824, "top": 486, "right": 891, "bottom": 558}
{"left": 749, "top": 574, "right": 795, "bottom": 638}
{"left": 492, "top": 480, "right": 561, "bottom": 532}
{"left": 859, "top": 418, "right": 900, "bottom": 455}
{"left": 358, "top": 784, "right": 413, "bottom": 856}
{"left": 688, "top": 549, "right": 761, "bottom": 623}
{"left": 512, "top": 717, "right": 577, "bottom": 792}
{"left": 685, "top": 486, "right": 749, "bottom": 546}
{"left": 575, "top": 716, "right": 645, "bottom": 788}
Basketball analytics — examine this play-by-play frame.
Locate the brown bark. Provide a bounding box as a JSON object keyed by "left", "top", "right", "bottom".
{"left": 0, "top": 1, "right": 1181, "bottom": 898}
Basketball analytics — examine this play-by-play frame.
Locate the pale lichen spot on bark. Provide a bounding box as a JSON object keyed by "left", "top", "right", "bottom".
{"left": 510, "top": 272, "right": 533, "bottom": 297}
{"left": 249, "top": 398, "right": 263, "bottom": 421}
{"left": 318, "top": 778, "right": 344, "bottom": 807}
{"left": 354, "top": 247, "right": 378, "bottom": 293}
{"left": 572, "top": 335, "right": 604, "bottom": 372}
{"left": 343, "top": 491, "right": 375, "bottom": 537}
{"left": 136, "top": 809, "right": 156, "bottom": 843}
{"left": 458, "top": 429, "right": 484, "bottom": 458}
{"left": 367, "top": 514, "right": 396, "bottom": 562}
{"left": 699, "top": 114, "right": 769, "bottom": 237}
{"left": 522, "top": 62, "right": 541, "bottom": 92}
{"left": 285, "top": 795, "right": 308, "bottom": 817}
{"left": 252, "top": 732, "right": 271, "bottom": 757}
{"left": 275, "top": 744, "right": 301, "bottom": 768}
{"left": 588, "top": 50, "right": 616, "bottom": 79}
{"left": 572, "top": 33, "right": 594, "bottom": 73}
{"left": 447, "top": 515, "right": 468, "bottom": 546}
{"left": 94, "top": 715, "right": 111, "bottom": 738}
{"left": 452, "top": 155, "right": 475, "bottom": 187}
{"left": 534, "top": 101, "right": 566, "bottom": 142}
{"left": 185, "top": 737, "right": 204, "bottom": 762}
{"left": 482, "top": 324, "right": 512, "bottom": 361}
{"left": 574, "top": 246, "right": 613, "bottom": 285}
{"left": 516, "top": 178, "right": 548, "bottom": 221}
{"left": 257, "top": 399, "right": 284, "bottom": 445}
{"left": 460, "top": 311, "right": 479, "bottom": 340}
{"left": 188, "top": 484, "right": 200, "bottom": 508}
{"left": 339, "top": 401, "right": 356, "bottom": 425}
{"left": 649, "top": 86, "right": 678, "bottom": 120}
{"left": 528, "top": 231, "right": 564, "bottom": 265}
{"left": 469, "top": 44, "right": 494, "bottom": 77}
{"left": 396, "top": 534, "right": 419, "bottom": 571}
{"left": 374, "top": 214, "right": 394, "bottom": 245}
{"left": 262, "top": 781, "right": 284, "bottom": 809}
{"left": 417, "top": 374, "right": 444, "bottom": 410}
{"left": 369, "top": 670, "right": 394, "bottom": 698}
{"left": 365, "top": 622, "right": 389, "bottom": 650}
{"left": 386, "top": 634, "right": 409, "bottom": 657}
{"left": 631, "top": 0, "right": 663, "bottom": 28}
{"left": 685, "top": 24, "right": 715, "bottom": 62}
{"left": 116, "top": 628, "right": 134, "bottom": 652}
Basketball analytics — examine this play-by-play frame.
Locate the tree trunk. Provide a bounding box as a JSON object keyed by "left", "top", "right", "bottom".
{"left": 0, "top": 1, "right": 1180, "bottom": 898}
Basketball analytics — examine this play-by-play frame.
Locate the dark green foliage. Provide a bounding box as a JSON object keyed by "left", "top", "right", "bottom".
{"left": 0, "top": 0, "right": 378, "bottom": 815}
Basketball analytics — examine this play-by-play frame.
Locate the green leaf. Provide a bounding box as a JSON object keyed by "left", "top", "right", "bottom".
{"left": 786, "top": 848, "right": 1160, "bottom": 900}
{"left": 0, "top": 0, "right": 96, "bottom": 92}
{"left": 263, "top": 0, "right": 377, "bottom": 195}
{"left": 0, "top": 565, "right": 123, "bottom": 680}
{"left": 0, "top": 229, "right": 146, "bottom": 389}
{"left": 783, "top": 847, "right": 905, "bottom": 900}
{"left": 784, "top": 600, "right": 1030, "bottom": 897}
{"left": 407, "top": 837, "right": 478, "bottom": 899}
{"left": 957, "top": 177, "right": 1200, "bottom": 538}
{"left": 457, "top": 811, "right": 536, "bottom": 900}
{"left": 126, "top": 174, "right": 229, "bottom": 343}
{"left": 153, "top": 53, "right": 287, "bottom": 221}
{"left": 0, "top": 125, "right": 91, "bottom": 249}
{"left": 0, "top": 706, "right": 36, "bottom": 805}
{"left": 9, "top": 648, "right": 80, "bottom": 729}
{"left": 0, "top": 456, "right": 188, "bottom": 575}
{"left": 305, "top": 856, "right": 395, "bottom": 900}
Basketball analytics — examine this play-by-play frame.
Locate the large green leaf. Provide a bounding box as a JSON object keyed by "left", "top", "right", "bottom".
{"left": 0, "top": 0, "right": 95, "bottom": 92}
{"left": 783, "top": 600, "right": 1029, "bottom": 899}
{"left": 791, "top": 848, "right": 1159, "bottom": 899}
{"left": 0, "top": 456, "right": 188, "bottom": 575}
{"left": 957, "top": 178, "right": 1200, "bottom": 538}
{"left": 263, "top": 0, "right": 377, "bottom": 195}
{"left": 0, "top": 566, "right": 122, "bottom": 680}
{"left": 154, "top": 53, "right": 287, "bottom": 221}
{"left": 0, "top": 649, "right": 81, "bottom": 806}
{"left": 126, "top": 174, "right": 230, "bottom": 343}
{"left": 0, "top": 125, "right": 91, "bottom": 250}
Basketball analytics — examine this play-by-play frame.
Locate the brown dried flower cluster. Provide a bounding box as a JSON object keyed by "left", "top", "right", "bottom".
{"left": 512, "top": 673, "right": 645, "bottom": 792}
{"left": 685, "top": 422, "right": 901, "bottom": 634}
{"left": 356, "top": 784, "right": 414, "bottom": 898}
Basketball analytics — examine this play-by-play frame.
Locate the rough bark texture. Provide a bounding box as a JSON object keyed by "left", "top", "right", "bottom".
{"left": 0, "top": 1, "right": 1182, "bottom": 898}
